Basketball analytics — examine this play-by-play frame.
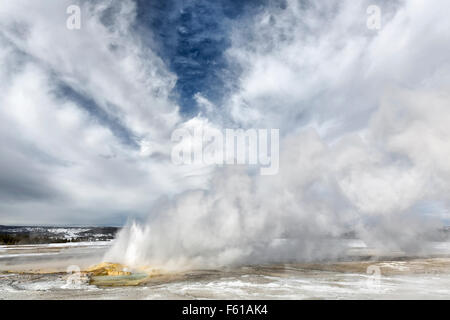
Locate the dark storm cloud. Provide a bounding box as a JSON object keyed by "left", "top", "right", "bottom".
{"left": 54, "top": 83, "right": 140, "bottom": 148}
{"left": 0, "top": 140, "right": 61, "bottom": 202}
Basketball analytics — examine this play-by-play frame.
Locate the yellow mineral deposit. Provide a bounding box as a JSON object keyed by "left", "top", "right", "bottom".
{"left": 84, "top": 262, "right": 163, "bottom": 287}
{"left": 85, "top": 262, "right": 131, "bottom": 276}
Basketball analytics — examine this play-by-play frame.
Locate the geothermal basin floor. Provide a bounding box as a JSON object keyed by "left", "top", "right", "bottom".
{"left": 1, "top": 241, "right": 450, "bottom": 299}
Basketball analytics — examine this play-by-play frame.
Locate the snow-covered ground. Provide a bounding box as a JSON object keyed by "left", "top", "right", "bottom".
{"left": 1, "top": 240, "right": 450, "bottom": 299}
{"left": 0, "top": 225, "right": 118, "bottom": 243}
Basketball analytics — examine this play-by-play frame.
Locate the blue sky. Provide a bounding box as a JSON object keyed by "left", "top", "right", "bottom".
{"left": 0, "top": 0, "right": 449, "bottom": 232}
{"left": 133, "top": 0, "right": 264, "bottom": 114}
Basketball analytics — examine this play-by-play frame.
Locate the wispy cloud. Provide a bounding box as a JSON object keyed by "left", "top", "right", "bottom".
{"left": 1, "top": 0, "right": 450, "bottom": 267}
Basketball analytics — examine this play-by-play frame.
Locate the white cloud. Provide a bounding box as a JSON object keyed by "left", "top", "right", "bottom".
{"left": 106, "top": 0, "right": 450, "bottom": 268}
{"left": 1, "top": 0, "right": 450, "bottom": 267}
{"left": 0, "top": 0, "right": 206, "bottom": 225}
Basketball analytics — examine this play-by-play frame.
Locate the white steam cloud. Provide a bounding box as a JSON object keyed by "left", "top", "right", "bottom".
{"left": 106, "top": 0, "right": 450, "bottom": 269}
{"left": 1, "top": 0, "right": 449, "bottom": 268}
{"left": 0, "top": 0, "right": 207, "bottom": 225}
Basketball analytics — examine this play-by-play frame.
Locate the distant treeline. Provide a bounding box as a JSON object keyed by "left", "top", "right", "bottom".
{"left": 0, "top": 233, "right": 71, "bottom": 245}
{"left": 0, "top": 226, "right": 119, "bottom": 245}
